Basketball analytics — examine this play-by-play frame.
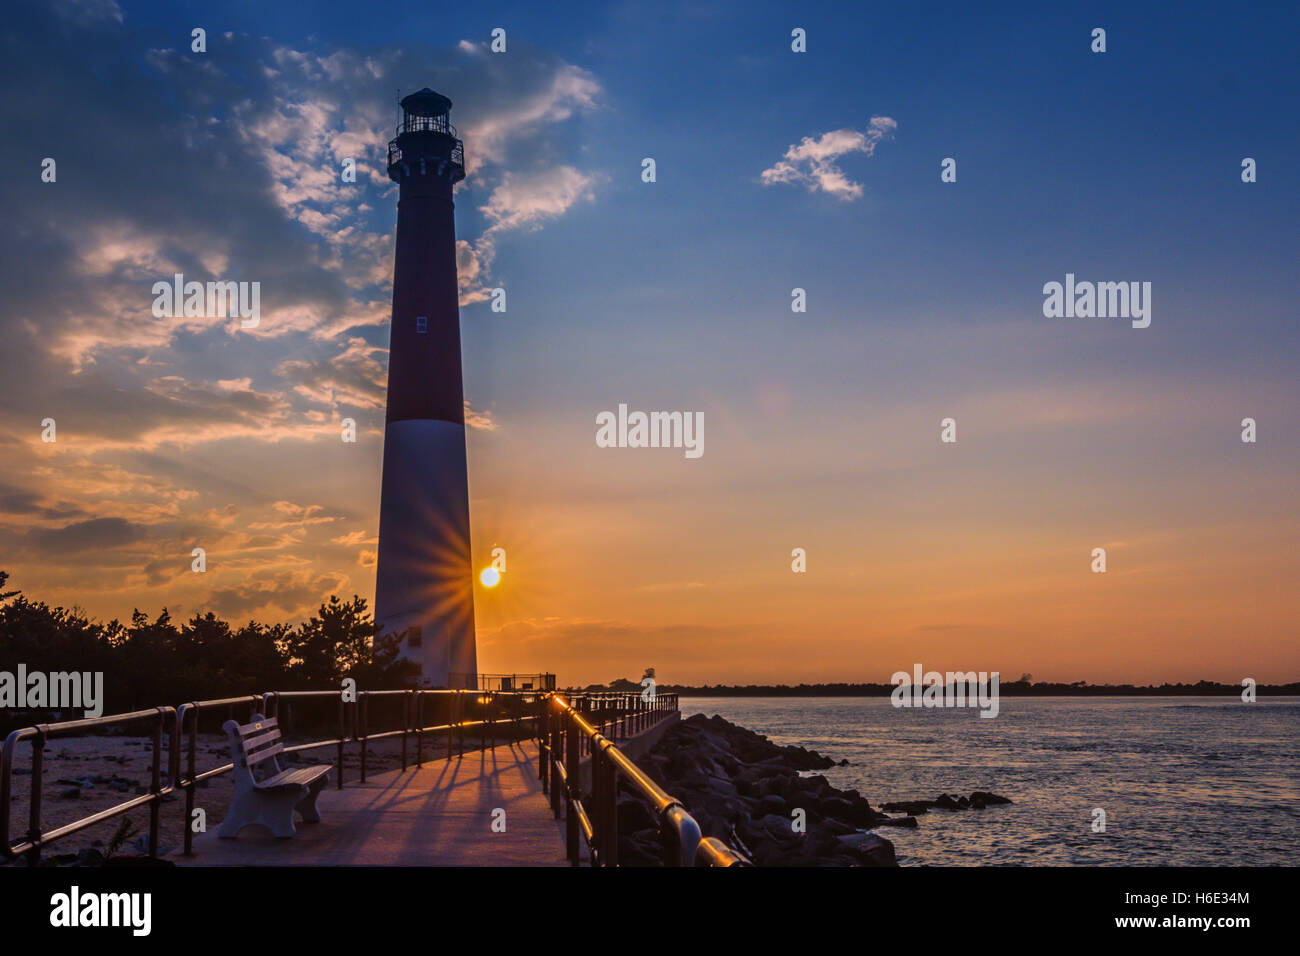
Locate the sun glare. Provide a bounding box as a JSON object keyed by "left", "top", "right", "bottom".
{"left": 480, "top": 567, "right": 501, "bottom": 587}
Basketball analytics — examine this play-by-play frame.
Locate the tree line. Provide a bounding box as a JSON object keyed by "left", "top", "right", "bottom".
{"left": 0, "top": 570, "right": 416, "bottom": 727}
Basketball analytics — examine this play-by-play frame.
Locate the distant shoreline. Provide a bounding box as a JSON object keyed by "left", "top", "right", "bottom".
{"left": 657, "top": 681, "right": 1300, "bottom": 698}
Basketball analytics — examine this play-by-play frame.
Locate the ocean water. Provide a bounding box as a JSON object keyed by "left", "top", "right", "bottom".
{"left": 681, "top": 696, "right": 1300, "bottom": 866}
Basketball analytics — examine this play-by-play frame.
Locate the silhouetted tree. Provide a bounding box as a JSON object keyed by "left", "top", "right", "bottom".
{"left": 0, "top": 571, "right": 418, "bottom": 729}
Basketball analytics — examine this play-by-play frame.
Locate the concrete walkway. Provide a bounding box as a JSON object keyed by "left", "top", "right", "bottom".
{"left": 180, "top": 740, "right": 569, "bottom": 866}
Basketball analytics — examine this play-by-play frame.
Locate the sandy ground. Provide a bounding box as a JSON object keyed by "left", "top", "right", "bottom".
{"left": 2, "top": 730, "right": 491, "bottom": 864}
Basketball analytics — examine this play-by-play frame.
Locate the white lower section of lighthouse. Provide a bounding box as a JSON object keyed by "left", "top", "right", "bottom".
{"left": 373, "top": 418, "right": 478, "bottom": 688}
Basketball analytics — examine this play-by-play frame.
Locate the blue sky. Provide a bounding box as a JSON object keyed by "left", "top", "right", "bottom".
{"left": 1, "top": 0, "right": 1296, "bottom": 683}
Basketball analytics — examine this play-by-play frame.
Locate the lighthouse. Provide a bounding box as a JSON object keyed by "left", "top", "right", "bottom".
{"left": 374, "top": 88, "right": 477, "bottom": 689}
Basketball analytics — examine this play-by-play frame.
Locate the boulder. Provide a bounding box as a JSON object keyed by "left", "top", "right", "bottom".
{"left": 630, "top": 712, "right": 916, "bottom": 866}
{"left": 883, "top": 791, "right": 1012, "bottom": 812}
{"left": 617, "top": 828, "right": 663, "bottom": 867}
{"left": 756, "top": 793, "right": 788, "bottom": 817}
{"left": 871, "top": 815, "right": 918, "bottom": 829}
{"left": 881, "top": 800, "right": 932, "bottom": 815}
{"left": 856, "top": 833, "right": 898, "bottom": 867}
{"left": 616, "top": 794, "right": 659, "bottom": 834}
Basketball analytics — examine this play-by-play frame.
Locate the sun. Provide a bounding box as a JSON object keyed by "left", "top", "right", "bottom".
{"left": 479, "top": 567, "right": 501, "bottom": 587}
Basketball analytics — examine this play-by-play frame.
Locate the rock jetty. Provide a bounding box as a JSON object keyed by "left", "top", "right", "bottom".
{"left": 620, "top": 714, "right": 901, "bottom": 866}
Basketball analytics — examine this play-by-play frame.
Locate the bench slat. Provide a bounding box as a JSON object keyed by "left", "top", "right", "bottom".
{"left": 235, "top": 717, "right": 278, "bottom": 736}
{"left": 247, "top": 742, "right": 283, "bottom": 765}
{"left": 242, "top": 729, "right": 282, "bottom": 753}
{"left": 260, "top": 766, "right": 330, "bottom": 789}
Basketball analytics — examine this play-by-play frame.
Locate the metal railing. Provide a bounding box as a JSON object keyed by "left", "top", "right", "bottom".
{"left": 538, "top": 692, "right": 748, "bottom": 867}
{"left": 3, "top": 687, "right": 546, "bottom": 864}
{"left": 2, "top": 686, "right": 745, "bottom": 867}
{"left": 1, "top": 706, "right": 175, "bottom": 865}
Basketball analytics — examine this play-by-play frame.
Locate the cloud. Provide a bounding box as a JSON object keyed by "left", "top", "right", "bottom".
{"left": 456, "top": 165, "right": 598, "bottom": 303}
{"left": 278, "top": 337, "right": 387, "bottom": 411}
{"left": 205, "top": 569, "right": 351, "bottom": 620}
{"left": 456, "top": 240, "right": 492, "bottom": 305}
{"left": 30, "top": 517, "right": 144, "bottom": 554}
{"left": 248, "top": 501, "right": 335, "bottom": 531}
{"left": 39, "top": 370, "right": 317, "bottom": 453}
{"left": 460, "top": 63, "right": 601, "bottom": 174}
{"left": 481, "top": 165, "right": 597, "bottom": 233}
{"left": 464, "top": 401, "right": 498, "bottom": 431}
{"left": 760, "top": 116, "right": 897, "bottom": 200}
{"left": 331, "top": 530, "right": 377, "bottom": 547}
{"left": 0, "top": 9, "right": 599, "bottom": 625}
{"left": 0, "top": 481, "right": 88, "bottom": 522}
{"left": 1, "top": 13, "right": 602, "bottom": 374}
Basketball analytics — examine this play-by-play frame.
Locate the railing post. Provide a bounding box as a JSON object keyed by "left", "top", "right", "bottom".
{"left": 183, "top": 705, "right": 197, "bottom": 855}
{"left": 337, "top": 696, "right": 346, "bottom": 789}
{"left": 590, "top": 745, "right": 603, "bottom": 865}
{"left": 415, "top": 691, "right": 423, "bottom": 768}
{"left": 401, "top": 691, "right": 410, "bottom": 771}
{"left": 167, "top": 704, "right": 180, "bottom": 823}
{"left": 605, "top": 754, "right": 619, "bottom": 867}
{"left": 538, "top": 697, "right": 549, "bottom": 791}
{"left": 148, "top": 708, "right": 163, "bottom": 858}
{"left": 26, "top": 731, "right": 44, "bottom": 866}
{"left": 359, "top": 692, "right": 369, "bottom": 783}
{"left": 565, "top": 716, "right": 579, "bottom": 865}
{"left": 457, "top": 691, "right": 465, "bottom": 756}
{"left": 549, "top": 703, "right": 562, "bottom": 819}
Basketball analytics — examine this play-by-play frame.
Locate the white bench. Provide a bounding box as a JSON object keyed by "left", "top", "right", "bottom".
{"left": 217, "top": 713, "right": 331, "bottom": 839}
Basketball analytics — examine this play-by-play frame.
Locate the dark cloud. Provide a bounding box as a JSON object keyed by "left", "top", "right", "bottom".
{"left": 0, "top": 482, "right": 88, "bottom": 521}
{"left": 30, "top": 516, "right": 144, "bottom": 554}
{"left": 205, "top": 569, "right": 349, "bottom": 620}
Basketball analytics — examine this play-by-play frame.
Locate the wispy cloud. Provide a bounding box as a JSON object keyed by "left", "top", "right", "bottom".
{"left": 760, "top": 117, "right": 897, "bottom": 200}
{"left": 458, "top": 165, "right": 599, "bottom": 303}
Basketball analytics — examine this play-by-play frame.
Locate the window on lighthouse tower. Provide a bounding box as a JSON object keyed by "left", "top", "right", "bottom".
{"left": 416, "top": 316, "right": 427, "bottom": 333}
